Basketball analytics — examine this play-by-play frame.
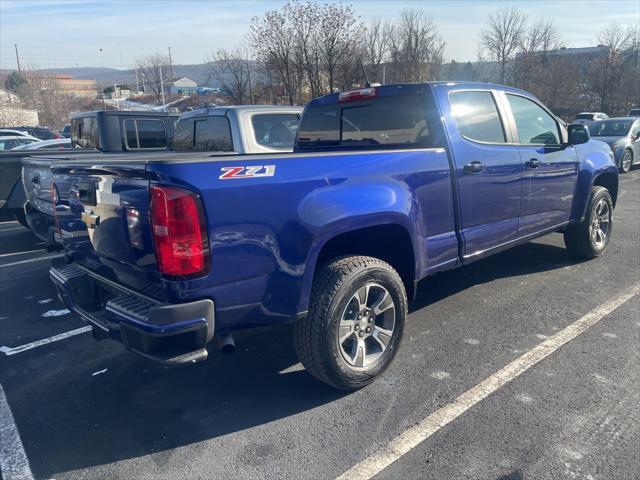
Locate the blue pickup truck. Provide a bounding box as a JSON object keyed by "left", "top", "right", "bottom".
{"left": 48, "top": 82, "right": 618, "bottom": 390}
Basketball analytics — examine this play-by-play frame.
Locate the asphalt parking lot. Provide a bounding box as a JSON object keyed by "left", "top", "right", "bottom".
{"left": 1, "top": 169, "right": 639, "bottom": 480}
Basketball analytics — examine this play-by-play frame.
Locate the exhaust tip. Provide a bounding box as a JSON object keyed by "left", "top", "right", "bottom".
{"left": 217, "top": 332, "right": 235, "bottom": 354}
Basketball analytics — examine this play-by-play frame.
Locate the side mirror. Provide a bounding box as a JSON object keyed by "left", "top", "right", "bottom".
{"left": 568, "top": 123, "right": 590, "bottom": 145}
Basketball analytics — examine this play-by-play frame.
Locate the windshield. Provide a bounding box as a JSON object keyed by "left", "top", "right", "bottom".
{"left": 589, "top": 119, "right": 633, "bottom": 137}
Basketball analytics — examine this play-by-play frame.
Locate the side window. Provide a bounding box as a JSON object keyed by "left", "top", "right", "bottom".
{"left": 124, "top": 119, "right": 166, "bottom": 149}
{"left": 74, "top": 117, "right": 97, "bottom": 149}
{"left": 507, "top": 94, "right": 560, "bottom": 145}
{"left": 252, "top": 114, "right": 300, "bottom": 149}
{"left": 137, "top": 120, "right": 166, "bottom": 148}
{"left": 173, "top": 118, "right": 196, "bottom": 150}
{"left": 449, "top": 91, "right": 506, "bottom": 143}
{"left": 194, "top": 117, "right": 233, "bottom": 152}
{"left": 124, "top": 120, "right": 137, "bottom": 149}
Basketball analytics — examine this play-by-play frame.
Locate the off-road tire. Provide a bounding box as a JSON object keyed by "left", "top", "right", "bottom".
{"left": 564, "top": 186, "right": 613, "bottom": 259}
{"left": 294, "top": 256, "right": 407, "bottom": 390}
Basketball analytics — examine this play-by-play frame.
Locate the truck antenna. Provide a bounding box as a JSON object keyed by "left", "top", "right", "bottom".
{"left": 358, "top": 58, "right": 370, "bottom": 88}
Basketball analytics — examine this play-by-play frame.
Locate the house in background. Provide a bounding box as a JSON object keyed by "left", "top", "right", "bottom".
{"left": 54, "top": 75, "right": 98, "bottom": 97}
{"left": 169, "top": 77, "right": 198, "bottom": 96}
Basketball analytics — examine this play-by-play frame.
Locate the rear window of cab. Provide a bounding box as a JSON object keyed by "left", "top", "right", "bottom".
{"left": 296, "top": 89, "right": 445, "bottom": 151}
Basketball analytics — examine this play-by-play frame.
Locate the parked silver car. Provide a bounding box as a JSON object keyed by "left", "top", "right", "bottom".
{"left": 572, "top": 112, "right": 609, "bottom": 126}
{"left": 628, "top": 108, "right": 640, "bottom": 117}
{"left": 589, "top": 117, "right": 640, "bottom": 173}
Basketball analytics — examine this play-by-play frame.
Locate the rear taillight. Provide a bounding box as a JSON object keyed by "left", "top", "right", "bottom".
{"left": 150, "top": 185, "right": 210, "bottom": 278}
{"left": 338, "top": 87, "right": 377, "bottom": 103}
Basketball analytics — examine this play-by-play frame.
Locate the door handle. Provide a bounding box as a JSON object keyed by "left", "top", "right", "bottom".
{"left": 526, "top": 158, "right": 541, "bottom": 169}
{"left": 463, "top": 161, "right": 484, "bottom": 174}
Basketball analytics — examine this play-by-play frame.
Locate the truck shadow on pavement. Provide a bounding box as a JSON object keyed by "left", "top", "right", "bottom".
{"left": 411, "top": 236, "right": 584, "bottom": 313}
{"left": 19, "top": 236, "right": 583, "bottom": 478}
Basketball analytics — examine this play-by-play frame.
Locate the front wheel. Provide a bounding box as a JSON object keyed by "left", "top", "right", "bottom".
{"left": 619, "top": 150, "right": 633, "bottom": 174}
{"left": 564, "top": 186, "right": 613, "bottom": 259}
{"left": 294, "top": 256, "right": 407, "bottom": 390}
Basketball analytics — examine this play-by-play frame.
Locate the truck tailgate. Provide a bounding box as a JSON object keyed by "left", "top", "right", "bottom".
{"left": 52, "top": 162, "right": 160, "bottom": 285}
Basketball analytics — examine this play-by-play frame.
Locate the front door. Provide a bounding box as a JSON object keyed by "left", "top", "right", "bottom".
{"left": 504, "top": 93, "right": 578, "bottom": 236}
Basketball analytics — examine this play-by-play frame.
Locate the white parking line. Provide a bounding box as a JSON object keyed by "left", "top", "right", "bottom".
{"left": 0, "top": 326, "right": 92, "bottom": 356}
{"left": 0, "top": 383, "right": 34, "bottom": 480}
{"left": 0, "top": 250, "right": 46, "bottom": 258}
{"left": 0, "top": 254, "right": 64, "bottom": 268}
{"left": 336, "top": 282, "right": 640, "bottom": 480}
{"left": 0, "top": 226, "right": 25, "bottom": 232}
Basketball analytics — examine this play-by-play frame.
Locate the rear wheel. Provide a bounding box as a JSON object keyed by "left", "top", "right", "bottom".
{"left": 619, "top": 150, "right": 633, "bottom": 173}
{"left": 294, "top": 256, "right": 407, "bottom": 390}
{"left": 564, "top": 186, "right": 613, "bottom": 259}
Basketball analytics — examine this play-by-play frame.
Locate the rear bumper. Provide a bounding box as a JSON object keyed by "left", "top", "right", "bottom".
{"left": 50, "top": 258, "right": 215, "bottom": 364}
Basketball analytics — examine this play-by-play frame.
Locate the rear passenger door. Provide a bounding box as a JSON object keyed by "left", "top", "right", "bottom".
{"left": 503, "top": 93, "right": 578, "bottom": 236}
{"left": 444, "top": 89, "right": 524, "bottom": 258}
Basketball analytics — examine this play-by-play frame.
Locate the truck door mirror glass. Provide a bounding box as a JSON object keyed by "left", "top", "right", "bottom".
{"left": 567, "top": 124, "right": 590, "bottom": 145}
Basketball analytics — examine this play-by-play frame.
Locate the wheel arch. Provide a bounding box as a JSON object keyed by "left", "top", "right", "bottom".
{"left": 297, "top": 216, "right": 420, "bottom": 314}
{"left": 593, "top": 171, "right": 618, "bottom": 207}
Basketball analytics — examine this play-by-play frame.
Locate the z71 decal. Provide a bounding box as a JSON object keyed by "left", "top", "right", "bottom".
{"left": 219, "top": 165, "right": 276, "bottom": 180}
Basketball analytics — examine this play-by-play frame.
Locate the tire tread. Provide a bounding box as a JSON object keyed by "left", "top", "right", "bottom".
{"left": 293, "top": 255, "right": 406, "bottom": 390}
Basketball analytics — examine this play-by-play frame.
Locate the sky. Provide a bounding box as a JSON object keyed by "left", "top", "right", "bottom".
{"left": 1, "top": 0, "right": 639, "bottom": 70}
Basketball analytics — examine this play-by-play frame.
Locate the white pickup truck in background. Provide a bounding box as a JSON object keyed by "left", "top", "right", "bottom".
{"left": 172, "top": 105, "right": 302, "bottom": 154}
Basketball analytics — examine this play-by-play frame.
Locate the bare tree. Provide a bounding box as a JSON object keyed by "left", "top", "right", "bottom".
{"left": 480, "top": 6, "right": 527, "bottom": 83}
{"left": 513, "top": 19, "right": 561, "bottom": 91}
{"left": 387, "top": 10, "right": 446, "bottom": 83}
{"left": 135, "top": 53, "right": 170, "bottom": 102}
{"left": 292, "top": 2, "right": 323, "bottom": 99}
{"left": 318, "top": 3, "right": 365, "bottom": 92}
{"left": 587, "top": 23, "right": 635, "bottom": 112}
{"left": 363, "top": 20, "right": 392, "bottom": 83}
{"left": 248, "top": 3, "right": 301, "bottom": 105}
{"left": 207, "top": 46, "right": 258, "bottom": 105}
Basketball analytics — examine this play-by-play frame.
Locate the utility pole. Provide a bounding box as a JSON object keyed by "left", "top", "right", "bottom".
{"left": 159, "top": 65, "right": 166, "bottom": 110}
{"left": 168, "top": 46, "right": 173, "bottom": 79}
{"left": 14, "top": 43, "right": 22, "bottom": 74}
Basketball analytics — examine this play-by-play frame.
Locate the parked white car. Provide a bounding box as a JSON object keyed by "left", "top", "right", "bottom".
{"left": 13, "top": 138, "right": 72, "bottom": 150}
{"left": 0, "top": 128, "right": 32, "bottom": 137}
{"left": 0, "top": 135, "right": 40, "bottom": 151}
{"left": 572, "top": 112, "right": 609, "bottom": 126}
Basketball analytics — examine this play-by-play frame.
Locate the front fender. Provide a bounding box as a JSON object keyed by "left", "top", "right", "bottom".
{"left": 295, "top": 177, "right": 422, "bottom": 313}
{"left": 571, "top": 139, "right": 619, "bottom": 223}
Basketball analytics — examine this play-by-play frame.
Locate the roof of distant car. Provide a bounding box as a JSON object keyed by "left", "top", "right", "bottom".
{"left": 0, "top": 134, "right": 39, "bottom": 141}
{"left": 179, "top": 104, "right": 303, "bottom": 120}
{"left": 0, "top": 128, "right": 30, "bottom": 136}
